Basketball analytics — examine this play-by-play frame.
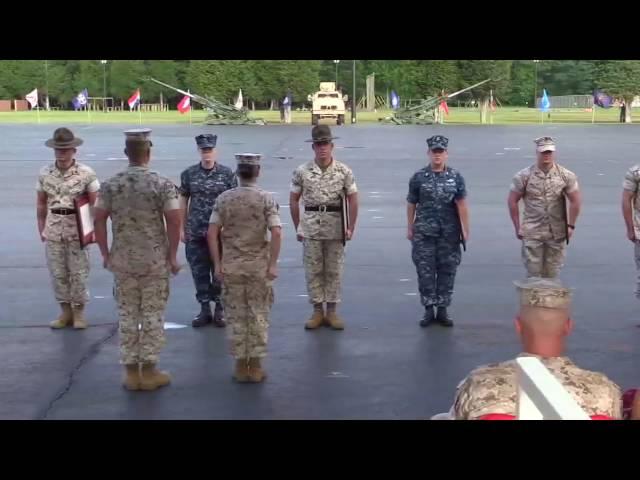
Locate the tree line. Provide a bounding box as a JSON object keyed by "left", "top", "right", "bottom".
{"left": 1, "top": 60, "right": 638, "bottom": 112}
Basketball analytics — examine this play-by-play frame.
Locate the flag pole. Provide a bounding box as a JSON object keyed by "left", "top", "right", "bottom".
{"left": 36, "top": 105, "right": 41, "bottom": 124}
{"left": 592, "top": 105, "right": 596, "bottom": 124}
{"left": 188, "top": 89, "right": 192, "bottom": 126}
{"left": 138, "top": 91, "right": 142, "bottom": 125}
{"left": 87, "top": 102, "right": 91, "bottom": 124}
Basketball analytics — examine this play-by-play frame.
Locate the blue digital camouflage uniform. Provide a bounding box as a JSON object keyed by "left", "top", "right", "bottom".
{"left": 407, "top": 164, "right": 466, "bottom": 308}
{"left": 180, "top": 162, "right": 237, "bottom": 306}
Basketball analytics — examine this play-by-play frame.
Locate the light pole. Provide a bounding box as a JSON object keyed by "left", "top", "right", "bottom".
{"left": 100, "top": 60, "right": 107, "bottom": 112}
{"left": 333, "top": 60, "right": 340, "bottom": 86}
{"left": 533, "top": 60, "right": 540, "bottom": 108}
{"left": 44, "top": 60, "right": 50, "bottom": 111}
{"left": 351, "top": 60, "right": 356, "bottom": 124}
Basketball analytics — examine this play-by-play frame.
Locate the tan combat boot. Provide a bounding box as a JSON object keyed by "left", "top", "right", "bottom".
{"left": 72, "top": 304, "right": 88, "bottom": 329}
{"left": 325, "top": 311, "right": 345, "bottom": 330}
{"left": 305, "top": 309, "right": 325, "bottom": 330}
{"left": 248, "top": 357, "right": 266, "bottom": 383}
{"left": 233, "top": 358, "right": 250, "bottom": 383}
{"left": 50, "top": 303, "right": 73, "bottom": 329}
{"left": 139, "top": 363, "right": 171, "bottom": 391}
{"left": 122, "top": 364, "right": 141, "bottom": 391}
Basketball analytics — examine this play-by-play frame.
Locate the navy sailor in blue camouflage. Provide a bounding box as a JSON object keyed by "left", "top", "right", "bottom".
{"left": 179, "top": 134, "right": 238, "bottom": 327}
{"left": 406, "top": 135, "right": 469, "bottom": 327}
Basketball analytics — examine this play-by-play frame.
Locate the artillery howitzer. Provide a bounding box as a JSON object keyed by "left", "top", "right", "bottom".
{"left": 380, "top": 79, "right": 491, "bottom": 125}
{"left": 147, "top": 77, "right": 265, "bottom": 125}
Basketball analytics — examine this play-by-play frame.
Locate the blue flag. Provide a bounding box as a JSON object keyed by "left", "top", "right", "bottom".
{"left": 72, "top": 88, "right": 88, "bottom": 111}
{"left": 390, "top": 90, "right": 399, "bottom": 110}
{"left": 540, "top": 89, "right": 550, "bottom": 112}
{"left": 593, "top": 89, "right": 613, "bottom": 108}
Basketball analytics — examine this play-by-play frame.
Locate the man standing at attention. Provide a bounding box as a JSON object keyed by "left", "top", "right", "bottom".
{"left": 289, "top": 125, "right": 359, "bottom": 330}
{"left": 94, "top": 129, "right": 182, "bottom": 391}
{"left": 37, "top": 127, "right": 100, "bottom": 330}
{"left": 508, "top": 136, "right": 581, "bottom": 279}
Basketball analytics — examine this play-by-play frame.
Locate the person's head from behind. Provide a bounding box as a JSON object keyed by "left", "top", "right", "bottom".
{"left": 123, "top": 129, "right": 153, "bottom": 166}
{"left": 125, "top": 138, "right": 151, "bottom": 165}
{"left": 513, "top": 278, "right": 572, "bottom": 357}
{"left": 235, "top": 153, "right": 261, "bottom": 183}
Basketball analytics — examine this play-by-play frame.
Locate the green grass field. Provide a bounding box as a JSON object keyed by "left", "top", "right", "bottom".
{"left": 1, "top": 107, "right": 639, "bottom": 125}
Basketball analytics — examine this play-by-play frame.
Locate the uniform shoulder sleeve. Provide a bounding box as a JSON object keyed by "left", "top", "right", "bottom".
{"left": 290, "top": 165, "right": 304, "bottom": 194}
{"left": 511, "top": 167, "right": 530, "bottom": 194}
{"left": 227, "top": 168, "right": 238, "bottom": 189}
{"left": 209, "top": 195, "right": 223, "bottom": 225}
{"left": 341, "top": 163, "right": 358, "bottom": 195}
{"left": 623, "top": 166, "right": 640, "bottom": 193}
{"left": 35, "top": 165, "right": 50, "bottom": 192}
{"left": 264, "top": 192, "right": 282, "bottom": 229}
{"left": 161, "top": 177, "right": 180, "bottom": 211}
{"left": 560, "top": 166, "right": 579, "bottom": 194}
{"left": 406, "top": 171, "right": 421, "bottom": 204}
{"left": 454, "top": 169, "right": 467, "bottom": 200}
{"left": 179, "top": 167, "right": 191, "bottom": 197}
{"left": 79, "top": 164, "right": 100, "bottom": 193}
{"left": 95, "top": 180, "right": 112, "bottom": 211}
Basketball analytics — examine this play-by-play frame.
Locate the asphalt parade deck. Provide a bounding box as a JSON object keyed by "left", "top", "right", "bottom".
{"left": 1, "top": 122, "right": 638, "bottom": 419}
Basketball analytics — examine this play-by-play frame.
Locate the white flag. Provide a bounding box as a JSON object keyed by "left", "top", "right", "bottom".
{"left": 26, "top": 88, "right": 38, "bottom": 108}
{"left": 235, "top": 89, "right": 243, "bottom": 109}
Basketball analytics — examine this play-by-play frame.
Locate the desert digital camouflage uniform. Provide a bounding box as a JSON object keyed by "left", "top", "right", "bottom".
{"left": 96, "top": 165, "right": 180, "bottom": 365}
{"left": 453, "top": 354, "right": 622, "bottom": 420}
{"left": 452, "top": 278, "right": 623, "bottom": 420}
{"left": 209, "top": 159, "right": 281, "bottom": 362}
{"left": 511, "top": 154, "right": 578, "bottom": 278}
{"left": 37, "top": 161, "right": 99, "bottom": 305}
{"left": 622, "top": 165, "right": 640, "bottom": 299}
{"left": 290, "top": 159, "right": 357, "bottom": 305}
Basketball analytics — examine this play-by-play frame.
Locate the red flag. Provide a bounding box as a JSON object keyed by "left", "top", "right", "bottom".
{"left": 440, "top": 100, "right": 449, "bottom": 115}
{"left": 177, "top": 95, "right": 191, "bottom": 114}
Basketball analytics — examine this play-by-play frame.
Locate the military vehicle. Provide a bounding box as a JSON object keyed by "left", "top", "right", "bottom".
{"left": 309, "top": 82, "right": 347, "bottom": 126}
{"left": 380, "top": 79, "right": 491, "bottom": 125}
{"left": 146, "top": 77, "right": 264, "bottom": 125}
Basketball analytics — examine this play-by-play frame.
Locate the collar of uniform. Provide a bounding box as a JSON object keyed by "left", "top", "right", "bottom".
{"left": 311, "top": 158, "right": 335, "bottom": 173}
{"left": 127, "top": 164, "right": 149, "bottom": 171}
{"left": 199, "top": 162, "right": 218, "bottom": 173}
{"left": 532, "top": 163, "right": 558, "bottom": 177}
{"left": 425, "top": 164, "right": 448, "bottom": 175}
{"left": 239, "top": 180, "right": 257, "bottom": 187}
{"left": 54, "top": 159, "right": 78, "bottom": 178}
{"left": 516, "top": 352, "right": 574, "bottom": 366}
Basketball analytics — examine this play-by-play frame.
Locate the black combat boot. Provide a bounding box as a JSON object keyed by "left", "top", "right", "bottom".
{"left": 212, "top": 303, "right": 226, "bottom": 328}
{"left": 192, "top": 302, "right": 213, "bottom": 327}
{"left": 419, "top": 307, "right": 436, "bottom": 327}
{"left": 436, "top": 306, "right": 453, "bottom": 327}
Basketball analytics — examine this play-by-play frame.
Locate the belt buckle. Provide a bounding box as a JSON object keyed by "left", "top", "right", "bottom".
{"left": 319, "top": 205, "right": 327, "bottom": 213}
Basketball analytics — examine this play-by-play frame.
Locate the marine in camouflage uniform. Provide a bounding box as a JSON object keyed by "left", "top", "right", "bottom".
{"left": 94, "top": 129, "right": 182, "bottom": 391}
{"left": 208, "top": 153, "right": 282, "bottom": 383}
{"left": 508, "top": 136, "right": 581, "bottom": 279}
{"left": 179, "top": 134, "right": 237, "bottom": 327}
{"left": 407, "top": 135, "right": 468, "bottom": 328}
{"left": 36, "top": 128, "right": 100, "bottom": 330}
{"left": 452, "top": 278, "right": 623, "bottom": 420}
{"left": 621, "top": 165, "right": 640, "bottom": 304}
{"left": 290, "top": 125, "right": 359, "bottom": 330}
